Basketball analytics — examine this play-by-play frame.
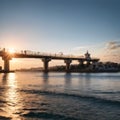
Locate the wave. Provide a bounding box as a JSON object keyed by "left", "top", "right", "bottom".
{"left": 22, "top": 111, "right": 78, "bottom": 120}
{"left": 21, "top": 89, "right": 120, "bottom": 105}
{"left": 93, "top": 91, "right": 120, "bottom": 94}
{"left": 0, "top": 116, "right": 11, "bottom": 120}
{"left": 0, "top": 100, "right": 6, "bottom": 103}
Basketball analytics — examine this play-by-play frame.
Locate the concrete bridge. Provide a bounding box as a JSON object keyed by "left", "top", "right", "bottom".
{"left": 0, "top": 48, "right": 99, "bottom": 72}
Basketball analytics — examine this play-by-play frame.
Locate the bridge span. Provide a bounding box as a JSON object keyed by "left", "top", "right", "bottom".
{"left": 0, "top": 49, "right": 99, "bottom": 72}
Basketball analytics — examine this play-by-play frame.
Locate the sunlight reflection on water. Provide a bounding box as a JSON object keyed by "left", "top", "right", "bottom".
{"left": 2, "top": 73, "right": 23, "bottom": 120}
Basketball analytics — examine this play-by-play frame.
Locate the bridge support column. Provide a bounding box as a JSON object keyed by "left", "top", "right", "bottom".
{"left": 2, "top": 55, "right": 12, "bottom": 72}
{"left": 78, "top": 60, "right": 84, "bottom": 67}
{"left": 91, "top": 61, "right": 98, "bottom": 70}
{"left": 86, "top": 60, "right": 91, "bottom": 67}
{"left": 42, "top": 58, "right": 51, "bottom": 72}
{"left": 64, "top": 59, "right": 72, "bottom": 72}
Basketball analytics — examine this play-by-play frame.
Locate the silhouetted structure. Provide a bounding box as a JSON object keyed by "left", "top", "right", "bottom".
{"left": 0, "top": 49, "right": 99, "bottom": 72}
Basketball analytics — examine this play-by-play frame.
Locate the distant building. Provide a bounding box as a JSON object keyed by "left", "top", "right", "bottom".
{"left": 0, "top": 66, "right": 2, "bottom": 71}
{"left": 84, "top": 51, "right": 91, "bottom": 60}
{"left": 89, "top": 61, "right": 120, "bottom": 72}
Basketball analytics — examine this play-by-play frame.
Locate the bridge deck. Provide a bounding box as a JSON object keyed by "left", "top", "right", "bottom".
{"left": 0, "top": 51, "right": 99, "bottom": 61}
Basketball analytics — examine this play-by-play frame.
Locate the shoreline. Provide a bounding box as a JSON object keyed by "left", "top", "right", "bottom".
{"left": 0, "top": 70, "right": 15, "bottom": 73}
{"left": 0, "top": 70, "right": 119, "bottom": 73}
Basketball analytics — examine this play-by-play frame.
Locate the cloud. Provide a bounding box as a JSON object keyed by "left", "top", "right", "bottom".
{"left": 102, "top": 41, "right": 120, "bottom": 63}
{"left": 73, "top": 46, "right": 87, "bottom": 51}
{"left": 72, "top": 44, "right": 99, "bottom": 50}
{"left": 106, "top": 41, "right": 120, "bottom": 50}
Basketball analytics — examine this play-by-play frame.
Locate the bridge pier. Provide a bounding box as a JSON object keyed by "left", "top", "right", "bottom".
{"left": 2, "top": 55, "right": 12, "bottom": 72}
{"left": 86, "top": 60, "right": 91, "bottom": 67}
{"left": 42, "top": 58, "right": 51, "bottom": 72}
{"left": 64, "top": 59, "right": 72, "bottom": 72}
{"left": 78, "top": 60, "right": 84, "bottom": 67}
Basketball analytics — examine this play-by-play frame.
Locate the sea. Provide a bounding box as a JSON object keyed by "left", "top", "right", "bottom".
{"left": 0, "top": 72, "right": 120, "bottom": 120}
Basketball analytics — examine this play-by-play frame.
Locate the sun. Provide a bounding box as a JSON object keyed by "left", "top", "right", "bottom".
{"left": 8, "top": 48, "right": 15, "bottom": 54}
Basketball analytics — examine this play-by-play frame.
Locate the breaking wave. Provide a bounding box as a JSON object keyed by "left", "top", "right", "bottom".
{"left": 22, "top": 111, "right": 78, "bottom": 120}
{"left": 21, "top": 89, "right": 120, "bottom": 105}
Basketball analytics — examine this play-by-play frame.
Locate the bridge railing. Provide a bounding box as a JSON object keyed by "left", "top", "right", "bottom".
{"left": 11, "top": 49, "right": 83, "bottom": 59}
{"left": 0, "top": 48, "right": 99, "bottom": 60}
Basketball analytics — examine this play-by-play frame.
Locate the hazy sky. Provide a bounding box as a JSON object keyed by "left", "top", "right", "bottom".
{"left": 0, "top": 0, "right": 120, "bottom": 69}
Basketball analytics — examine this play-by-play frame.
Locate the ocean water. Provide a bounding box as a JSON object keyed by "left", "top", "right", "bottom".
{"left": 0, "top": 72, "right": 120, "bottom": 120}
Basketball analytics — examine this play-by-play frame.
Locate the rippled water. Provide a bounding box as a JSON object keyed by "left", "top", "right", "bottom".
{"left": 0, "top": 72, "right": 120, "bottom": 120}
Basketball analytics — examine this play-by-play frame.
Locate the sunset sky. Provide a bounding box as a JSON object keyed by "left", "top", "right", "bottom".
{"left": 0, "top": 0, "right": 120, "bottom": 69}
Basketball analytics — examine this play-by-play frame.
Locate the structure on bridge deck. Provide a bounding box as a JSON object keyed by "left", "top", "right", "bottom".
{"left": 0, "top": 48, "right": 99, "bottom": 73}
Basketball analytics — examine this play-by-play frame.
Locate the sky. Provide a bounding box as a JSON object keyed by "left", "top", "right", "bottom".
{"left": 0, "top": 0, "right": 120, "bottom": 69}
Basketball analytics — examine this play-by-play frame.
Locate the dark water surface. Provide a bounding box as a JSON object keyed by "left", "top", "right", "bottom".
{"left": 0, "top": 72, "right": 120, "bottom": 120}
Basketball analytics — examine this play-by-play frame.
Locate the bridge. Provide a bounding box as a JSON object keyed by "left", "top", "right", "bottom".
{"left": 0, "top": 48, "right": 99, "bottom": 72}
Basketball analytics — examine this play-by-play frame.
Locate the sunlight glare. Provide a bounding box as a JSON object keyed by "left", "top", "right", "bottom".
{"left": 8, "top": 48, "right": 15, "bottom": 54}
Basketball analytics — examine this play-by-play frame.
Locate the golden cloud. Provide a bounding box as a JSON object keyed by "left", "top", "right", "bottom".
{"left": 106, "top": 41, "right": 120, "bottom": 50}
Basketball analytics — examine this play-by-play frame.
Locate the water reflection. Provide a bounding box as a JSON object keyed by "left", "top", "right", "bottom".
{"left": 64, "top": 73, "right": 72, "bottom": 86}
{"left": 42, "top": 72, "right": 49, "bottom": 83}
{"left": 41, "top": 73, "right": 49, "bottom": 90}
{"left": 64, "top": 73, "right": 72, "bottom": 92}
{"left": 84, "top": 73, "right": 92, "bottom": 87}
{"left": 2, "top": 74, "right": 8, "bottom": 85}
{"left": 2, "top": 73, "right": 23, "bottom": 120}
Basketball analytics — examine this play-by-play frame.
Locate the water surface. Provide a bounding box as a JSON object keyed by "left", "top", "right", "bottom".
{"left": 0, "top": 72, "right": 120, "bottom": 120}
